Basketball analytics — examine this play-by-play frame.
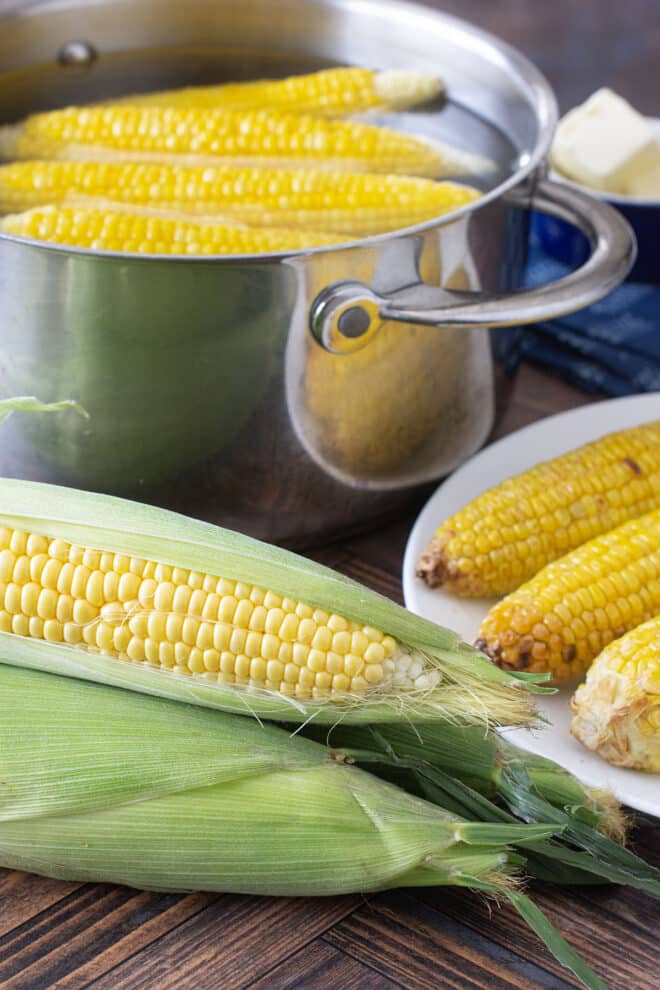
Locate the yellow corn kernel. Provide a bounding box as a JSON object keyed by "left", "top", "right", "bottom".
{"left": 418, "top": 421, "right": 660, "bottom": 596}
{"left": 0, "top": 522, "right": 444, "bottom": 703}
{"left": 0, "top": 160, "right": 480, "bottom": 236}
{"left": 116, "top": 67, "right": 443, "bottom": 115}
{"left": 0, "top": 204, "right": 342, "bottom": 256}
{"left": 0, "top": 106, "right": 448, "bottom": 178}
{"left": 477, "top": 508, "right": 660, "bottom": 682}
{"left": 571, "top": 614, "right": 660, "bottom": 772}
{"left": 12, "top": 614, "right": 29, "bottom": 637}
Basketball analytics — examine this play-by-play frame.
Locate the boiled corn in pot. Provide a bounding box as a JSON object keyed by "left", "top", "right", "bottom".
{"left": 0, "top": 0, "right": 634, "bottom": 545}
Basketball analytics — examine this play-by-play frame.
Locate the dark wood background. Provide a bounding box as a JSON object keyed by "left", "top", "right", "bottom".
{"left": 1, "top": 1, "right": 659, "bottom": 987}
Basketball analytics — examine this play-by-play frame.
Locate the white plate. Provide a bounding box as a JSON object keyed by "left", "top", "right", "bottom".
{"left": 403, "top": 393, "right": 660, "bottom": 815}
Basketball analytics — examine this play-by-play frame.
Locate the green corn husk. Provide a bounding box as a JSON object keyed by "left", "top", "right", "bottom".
{"left": 0, "top": 477, "right": 547, "bottom": 727}
{"left": 0, "top": 395, "right": 88, "bottom": 425}
{"left": 309, "top": 722, "right": 660, "bottom": 898}
{"left": 0, "top": 663, "right": 545, "bottom": 892}
{"left": 0, "top": 663, "right": 606, "bottom": 990}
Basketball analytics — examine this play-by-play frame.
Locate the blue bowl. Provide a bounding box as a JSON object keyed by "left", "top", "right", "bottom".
{"left": 533, "top": 172, "right": 660, "bottom": 284}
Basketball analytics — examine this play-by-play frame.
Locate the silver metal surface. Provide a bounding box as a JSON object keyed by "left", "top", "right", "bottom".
{"left": 57, "top": 40, "right": 97, "bottom": 66}
{"left": 0, "top": 0, "right": 635, "bottom": 545}
{"left": 310, "top": 178, "right": 635, "bottom": 351}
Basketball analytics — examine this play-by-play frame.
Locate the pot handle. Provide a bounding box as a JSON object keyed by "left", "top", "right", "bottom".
{"left": 309, "top": 176, "right": 636, "bottom": 354}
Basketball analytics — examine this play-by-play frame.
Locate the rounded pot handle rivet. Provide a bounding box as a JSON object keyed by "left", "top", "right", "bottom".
{"left": 58, "top": 41, "right": 98, "bottom": 67}
{"left": 309, "top": 280, "right": 382, "bottom": 354}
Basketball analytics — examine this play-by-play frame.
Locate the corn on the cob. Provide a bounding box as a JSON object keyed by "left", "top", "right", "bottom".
{"left": 0, "top": 662, "right": 623, "bottom": 989}
{"left": 1, "top": 662, "right": 613, "bottom": 990}
{"left": 475, "top": 508, "right": 660, "bottom": 682}
{"left": 0, "top": 204, "right": 341, "bottom": 253}
{"left": 0, "top": 663, "right": 550, "bottom": 890}
{"left": 0, "top": 478, "right": 539, "bottom": 726}
{"left": 571, "top": 615, "right": 660, "bottom": 772}
{"left": 0, "top": 161, "right": 480, "bottom": 234}
{"left": 0, "top": 106, "right": 449, "bottom": 178}
{"left": 417, "top": 421, "right": 660, "bottom": 596}
{"left": 116, "top": 67, "right": 444, "bottom": 115}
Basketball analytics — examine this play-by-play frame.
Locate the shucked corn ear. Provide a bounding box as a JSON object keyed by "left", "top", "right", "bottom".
{"left": 0, "top": 106, "right": 449, "bottom": 178}
{"left": 0, "top": 478, "right": 541, "bottom": 726}
{"left": 476, "top": 508, "right": 660, "bottom": 682}
{"left": 2, "top": 662, "right": 612, "bottom": 990}
{"left": 571, "top": 615, "right": 660, "bottom": 772}
{"left": 0, "top": 204, "right": 342, "bottom": 254}
{"left": 417, "top": 421, "right": 660, "bottom": 596}
{"left": 0, "top": 161, "right": 480, "bottom": 235}
{"left": 116, "top": 67, "right": 445, "bottom": 115}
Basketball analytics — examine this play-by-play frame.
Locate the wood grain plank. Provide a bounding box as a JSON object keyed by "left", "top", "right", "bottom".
{"left": 324, "top": 890, "right": 577, "bottom": 990}
{"left": 0, "top": 885, "right": 213, "bottom": 990}
{"left": 85, "top": 895, "right": 361, "bottom": 990}
{"left": 0, "top": 871, "right": 81, "bottom": 939}
{"left": 415, "top": 883, "right": 658, "bottom": 990}
{"left": 248, "top": 938, "right": 400, "bottom": 990}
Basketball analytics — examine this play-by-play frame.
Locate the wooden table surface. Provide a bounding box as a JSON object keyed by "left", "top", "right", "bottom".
{"left": 1, "top": 1, "right": 659, "bottom": 988}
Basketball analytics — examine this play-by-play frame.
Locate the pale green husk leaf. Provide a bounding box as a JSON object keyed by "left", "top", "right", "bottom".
{"left": 0, "top": 396, "right": 88, "bottom": 425}
{"left": 0, "top": 665, "right": 609, "bottom": 989}
{"left": 0, "top": 664, "right": 554, "bottom": 895}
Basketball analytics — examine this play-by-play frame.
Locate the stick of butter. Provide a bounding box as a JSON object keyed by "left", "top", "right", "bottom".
{"left": 551, "top": 88, "right": 660, "bottom": 195}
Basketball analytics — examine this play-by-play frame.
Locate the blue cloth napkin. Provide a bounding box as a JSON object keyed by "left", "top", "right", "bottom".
{"left": 508, "top": 225, "right": 660, "bottom": 396}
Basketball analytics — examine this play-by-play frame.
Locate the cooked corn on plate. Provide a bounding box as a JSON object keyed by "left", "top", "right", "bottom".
{"left": 571, "top": 615, "right": 660, "bottom": 772}
{"left": 115, "top": 66, "right": 445, "bottom": 115}
{"left": 0, "top": 161, "right": 480, "bottom": 235}
{"left": 476, "top": 507, "right": 660, "bottom": 682}
{"left": 0, "top": 478, "right": 540, "bottom": 726}
{"left": 0, "top": 106, "right": 449, "bottom": 177}
{"left": 417, "top": 421, "right": 660, "bottom": 596}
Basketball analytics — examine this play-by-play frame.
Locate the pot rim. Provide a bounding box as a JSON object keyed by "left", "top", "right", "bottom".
{"left": 0, "top": 0, "right": 559, "bottom": 263}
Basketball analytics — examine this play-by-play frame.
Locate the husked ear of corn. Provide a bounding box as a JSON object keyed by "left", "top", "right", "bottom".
{"left": 116, "top": 67, "right": 445, "bottom": 115}
{"left": 476, "top": 508, "right": 660, "bottom": 682}
{"left": 0, "top": 107, "right": 451, "bottom": 178}
{"left": 571, "top": 615, "right": 660, "bottom": 772}
{"left": 417, "top": 421, "right": 660, "bottom": 596}
{"left": 0, "top": 477, "right": 543, "bottom": 727}
{"left": 0, "top": 203, "right": 342, "bottom": 254}
{"left": 0, "top": 161, "right": 480, "bottom": 235}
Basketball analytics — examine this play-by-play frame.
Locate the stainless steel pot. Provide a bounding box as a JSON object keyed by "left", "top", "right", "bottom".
{"left": 0, "top": 0, "right": 635, "bottom": 545}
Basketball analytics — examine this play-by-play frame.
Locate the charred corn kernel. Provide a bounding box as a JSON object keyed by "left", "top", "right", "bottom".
{"left": 419, "top": 422, "right": 660, "bottom": 596}
{"left": 0, "top": 106, "right": 448, "bottom": 178}
{"left": 0, "top": 161, "right": 480, "bottom": 236}
{"left": 571, "top": 615, "right": 660, "bottom": 772}
{"left": 476, "top": 509, "right": 660, "bottom": 682}
{"left": 116, "top": 68, "right": 444, "bottom": 115}
{"left": 0, "top": 205, "right": 341, "bottom": 256}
